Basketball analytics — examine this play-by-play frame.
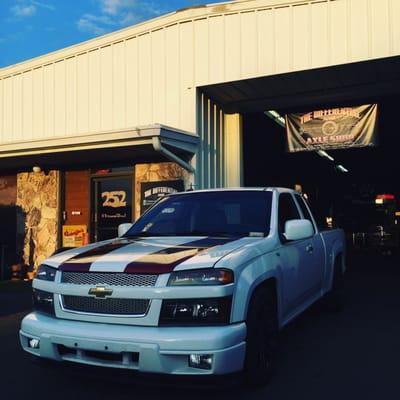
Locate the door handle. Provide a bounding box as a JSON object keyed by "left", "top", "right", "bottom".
{"left": 306, "top": 244, "right": 314, "bottom": 254}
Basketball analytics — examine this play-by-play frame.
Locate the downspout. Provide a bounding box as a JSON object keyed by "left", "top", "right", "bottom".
{"left": 152, "top": 136, "right": 195, "bottom": 173}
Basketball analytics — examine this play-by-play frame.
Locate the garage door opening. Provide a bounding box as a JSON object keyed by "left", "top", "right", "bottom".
{"left": 201, "top": 56, "right": 400, "bottom": 253}
{"left": 242, "top": 94, "right": 400, "bottom": 253}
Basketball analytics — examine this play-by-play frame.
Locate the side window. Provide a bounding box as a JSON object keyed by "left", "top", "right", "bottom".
{"left": 278, "top": 193, "right": 301, "bottom": 235}
{"left": 295, "top": 194, "right": 316, "bottom": 234}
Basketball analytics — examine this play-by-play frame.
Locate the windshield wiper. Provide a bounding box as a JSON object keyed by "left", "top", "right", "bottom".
{"left": 125, "top": 232, "right": 174, "bottom": 238}
{"left": 171, "top": 231, "right": 240, "bottom": 237}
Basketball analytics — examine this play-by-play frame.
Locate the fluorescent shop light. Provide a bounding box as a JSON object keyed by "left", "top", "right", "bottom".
{"left": 336, "top": 165, "right": 349, "bottom": 173}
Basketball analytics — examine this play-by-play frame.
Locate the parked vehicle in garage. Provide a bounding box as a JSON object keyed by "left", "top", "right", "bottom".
{"left": 366, "top": 194, "right": 399, "bottom": 254}
{"left": 20, "top": 188, "right": 346, "bottom": 386}
{"left": 345, "top": 194, "right": 400, "bottom": 254}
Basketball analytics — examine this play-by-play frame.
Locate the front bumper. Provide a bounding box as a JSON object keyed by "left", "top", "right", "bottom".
{"left": 20, "top": 312, "right": 246, "bottom": 375}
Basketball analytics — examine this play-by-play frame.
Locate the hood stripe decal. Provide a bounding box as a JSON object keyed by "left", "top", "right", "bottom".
{"left": 58, "top": 236, "right": 241, "bottom": 274}
{"left": 89, "top": 237, "right": 205, "bottom": 273}
{"left": 124, "top": 237, "right": 237, "bottom": 274}
{"left": 59, "top": 241, "right": 135, "bottom": 272}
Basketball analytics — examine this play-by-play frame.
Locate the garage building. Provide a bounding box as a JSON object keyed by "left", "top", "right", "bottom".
{"left": 0, "top": 0, "right": 399, "bottom": 273}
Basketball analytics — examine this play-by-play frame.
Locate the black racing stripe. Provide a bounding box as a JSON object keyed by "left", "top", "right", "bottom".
{"left": 59, "top": 240, "right": 134, "bottom": 272}
{"left": 124, "top": 236, "right": 240, "bottom": 274}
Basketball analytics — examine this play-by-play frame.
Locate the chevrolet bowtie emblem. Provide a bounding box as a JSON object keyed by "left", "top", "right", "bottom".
{"left": 88, "top": 286, "right": 113, "bottom": 298}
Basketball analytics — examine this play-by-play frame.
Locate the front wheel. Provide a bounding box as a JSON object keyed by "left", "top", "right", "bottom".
{"left": 243, "top": 285, "right": 278, "bottom": 387}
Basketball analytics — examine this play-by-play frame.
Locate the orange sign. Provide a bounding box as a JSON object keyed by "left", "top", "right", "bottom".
{"left": 62, "top": 225, "right": 88, "bottom": 248}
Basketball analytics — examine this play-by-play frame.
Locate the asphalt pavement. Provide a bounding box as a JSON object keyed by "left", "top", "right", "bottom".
{"left": 1, "top": 251, "right": 399, "bottom": 400}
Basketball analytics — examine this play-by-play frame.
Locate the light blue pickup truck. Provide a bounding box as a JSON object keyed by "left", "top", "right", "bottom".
{"left": 20, "top": 188, "right": 345, "bottom": 385}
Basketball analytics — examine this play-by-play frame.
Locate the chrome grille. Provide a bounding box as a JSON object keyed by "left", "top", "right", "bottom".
{"left": 61, "top": 272, "right": 158, "bottom": 287}
{"left": 61, "top": 295, "right": 150, "bottom": 316}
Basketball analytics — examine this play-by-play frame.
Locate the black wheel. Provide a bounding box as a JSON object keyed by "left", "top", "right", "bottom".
{"left": 243, "top": 284, "right": 278, "bottom": 387}
{"left": 324, "top": 260, "right": 345, "bottom": 312}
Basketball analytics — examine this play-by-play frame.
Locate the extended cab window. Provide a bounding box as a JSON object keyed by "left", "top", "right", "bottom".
{"left": 278, "top": 193, "right": 300, "bottom": 236}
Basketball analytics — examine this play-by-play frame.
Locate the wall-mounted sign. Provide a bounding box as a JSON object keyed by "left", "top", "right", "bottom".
{"left": 101, "top": 191, "right": 127, "bottom": 208}
{"left": 140, "top": 180, "right": 184, "bottom": 215}
{"left": 62, "top": 225, "right": 88, "bottom": 247}
{"left": 285, "top": 104, "right": 378, "bottom": 152}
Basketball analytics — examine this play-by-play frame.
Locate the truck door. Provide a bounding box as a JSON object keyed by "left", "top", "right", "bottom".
{"left": 278, "top": 193, "right": 324, "bottom": 317}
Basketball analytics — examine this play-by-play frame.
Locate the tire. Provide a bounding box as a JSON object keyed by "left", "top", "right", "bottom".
{"left": 243, "top": 284, "right": 278, "bottom": 387}
{"left": 324, "top": 260, "right": 345, "bottom": 312}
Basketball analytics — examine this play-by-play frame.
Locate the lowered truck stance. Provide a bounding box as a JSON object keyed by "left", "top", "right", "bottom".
{"left": 20, "top": 188, "right": 345, "bottom": 385}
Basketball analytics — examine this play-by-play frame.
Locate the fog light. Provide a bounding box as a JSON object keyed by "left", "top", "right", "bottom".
{"left": 28, "top": 338, "right": 40, "bottom": 349}
{"left": 189, "top": 354, "right": 213, "bottom": 370}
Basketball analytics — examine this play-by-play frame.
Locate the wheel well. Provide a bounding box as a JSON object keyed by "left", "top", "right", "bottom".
{"left": 334, "top": 253, "right": 344, "bottom": 273}
{"left": 247, "top": 278, "right": 278, "bottom": 319}
{"left": 255, "top": 277, "right": 277, "bottom": 295}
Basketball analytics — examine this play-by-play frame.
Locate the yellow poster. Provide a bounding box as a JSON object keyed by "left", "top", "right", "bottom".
{"left": 62, "top": 225, "right": 88, "bottom": 248}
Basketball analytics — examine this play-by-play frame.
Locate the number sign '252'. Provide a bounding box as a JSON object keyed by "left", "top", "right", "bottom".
{"left": 101, "top": 191, "right": 127, "bottom": 208}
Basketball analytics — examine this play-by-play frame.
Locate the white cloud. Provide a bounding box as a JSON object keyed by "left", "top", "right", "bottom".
{"left": 120, "top": 11, "right": 138, "bottom": 25}
{"left": 77, "top": 18, "right": 106, "bottom": 35}
{"left": 76, "top": 13, "right": 118, "bottom": 35}
{"left": 10, "top": 0, "right": 55, "bottom": 18}
{"left": 32, "top": 1, "right": 56, "bottom": 11}
{"left": 76, "top": 0, "right": 167, "bottom": 37}
{"left": 100, "top": 0, "right": 136, "bottom": 16}
{"left": 82, "top": 13, "right": 116, "bottom": 26}
{"left": 11, "top": 4, "right": 37, "bottom": 17}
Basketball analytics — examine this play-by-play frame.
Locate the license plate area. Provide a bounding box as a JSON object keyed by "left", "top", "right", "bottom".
{"left": 56, "top": 344, "right": 139, "bottom": 369}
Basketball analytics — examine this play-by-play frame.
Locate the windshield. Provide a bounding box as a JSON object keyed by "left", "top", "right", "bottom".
{"left": 126, "top": 191, "right": 272, "bottom": 237}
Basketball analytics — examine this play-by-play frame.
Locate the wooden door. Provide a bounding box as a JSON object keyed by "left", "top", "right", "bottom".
{"left": 62, "top": 170, "right": 89, "bottom": 246}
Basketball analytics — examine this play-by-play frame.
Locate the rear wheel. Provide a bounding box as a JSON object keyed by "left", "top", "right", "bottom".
{"left": 243, "top": 284, "right": 278, "bottom": 387}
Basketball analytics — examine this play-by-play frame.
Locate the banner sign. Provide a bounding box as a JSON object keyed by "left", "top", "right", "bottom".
{"left": 140, "top": 180, "right": 184, "bottom": 215}
{"left": 285, "top": 104, "right": 378, "bottom": 152}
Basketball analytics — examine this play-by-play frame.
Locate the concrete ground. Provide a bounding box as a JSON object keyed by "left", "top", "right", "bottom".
{"left": 1, "top": 251, "right": 399, "bottom": 399}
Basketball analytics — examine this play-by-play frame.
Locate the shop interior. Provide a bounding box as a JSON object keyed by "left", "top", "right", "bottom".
{"left": 242, "top": 95, "right": 400, "bottom": 254}
{"left": 201, "top": 55, "right": 400, "bottom": 256}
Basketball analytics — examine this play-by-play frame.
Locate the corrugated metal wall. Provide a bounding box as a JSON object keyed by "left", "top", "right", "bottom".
{"left": 0, "top": 0, "right": 399, "bottom": 148}
{"left": 196, "top": 92, "right": 226, "bottom": 189}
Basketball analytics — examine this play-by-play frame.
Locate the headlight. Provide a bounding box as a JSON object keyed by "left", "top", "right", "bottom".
{"left": 159, "top": 297, "right": 232, "bottom": 326}
{"left": 168, "top": 268, "right": 234, "bottom": 286}
{"left": 35, "top": 264, "right": 57, "bottom": 282}
{"left": 33, "top": 289, "right": 55, "bottom": 316}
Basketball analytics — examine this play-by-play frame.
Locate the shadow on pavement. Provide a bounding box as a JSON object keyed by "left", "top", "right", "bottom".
{"left": 1, "top": 251, "right": 400, "bottom": 400}
{"left": 0, "top": 280, "right": 32, "bottom": 316}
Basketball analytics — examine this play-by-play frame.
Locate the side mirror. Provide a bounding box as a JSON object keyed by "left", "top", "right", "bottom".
{"left": 284, "top": 219, "right": 314, "bottom": 241}
{"left": 118, "top": 223, "right": 133, "bottom": 237}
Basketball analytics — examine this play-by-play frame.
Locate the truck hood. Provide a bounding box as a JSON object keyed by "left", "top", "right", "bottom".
{"left": 44, "top": 236, "right": 263, "bottom": 274}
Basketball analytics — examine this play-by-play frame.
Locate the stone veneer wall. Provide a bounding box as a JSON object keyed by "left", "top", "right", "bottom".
{"left": 134, "top": 162, "right": 190, "bottom": 220}
{"left": 16, "top": 171, "right": 59, "bottom": 271}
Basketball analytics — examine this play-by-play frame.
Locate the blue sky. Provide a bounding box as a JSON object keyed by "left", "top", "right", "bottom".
{"left": 0, "top": 0, "right": 226, "bottom": 68}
